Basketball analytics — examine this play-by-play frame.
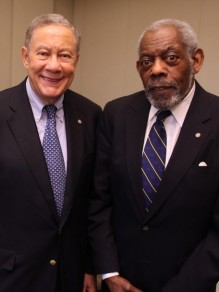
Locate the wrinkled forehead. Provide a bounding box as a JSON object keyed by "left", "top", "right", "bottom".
{"left": 139, "top": 25, "right": 185, "bottom": 54}
{"left": 33, "top": 23, "right": 75, "bottom": 36}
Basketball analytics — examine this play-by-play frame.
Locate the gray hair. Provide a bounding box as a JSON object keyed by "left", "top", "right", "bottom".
{"left": 137, "top": 19, "right": 198, "bottom": 59}
{"left": 24, "top": 13, "right": 81, "bottom": 53}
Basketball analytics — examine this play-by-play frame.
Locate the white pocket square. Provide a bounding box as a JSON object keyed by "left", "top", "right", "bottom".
{"left": 198, "top": 161, "right": 207, "bottom": 167}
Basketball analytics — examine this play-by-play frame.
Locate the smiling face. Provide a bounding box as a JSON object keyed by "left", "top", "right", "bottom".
{"left": 136, "top": 24, "right": 203, "bottom": 110}
{"left": 22, "top": 24, "right": 79, "bottom": 104}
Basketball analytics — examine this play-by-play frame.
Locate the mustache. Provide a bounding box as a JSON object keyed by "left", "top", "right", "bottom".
{"left": 146, "top": 80, "right": 178, "bottom": 91}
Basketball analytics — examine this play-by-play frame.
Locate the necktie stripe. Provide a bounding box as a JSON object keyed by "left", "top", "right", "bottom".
{"left": 148, "top": 137, "right": 165, "bottom": 165}
{"left": 141, "top": 167, "right": 158, "bottom": 192}
{"left": 154, "top": 126, "right": 167, "bottom": 148}
{"left": 142, "top": 188, "right": 153, "bottom": 203}
{"left": 141, "top": 110, "right": 171, "bottom": 211}
{"left": 143, "top": 152, "right": 162, "bottom": 180}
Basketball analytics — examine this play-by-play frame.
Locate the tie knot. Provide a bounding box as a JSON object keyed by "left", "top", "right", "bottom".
{"left": 44, "top": 105, "right": 57, "bottom": 119}
{"left": 156, "top": 110, "right": 171, "bottom": 122}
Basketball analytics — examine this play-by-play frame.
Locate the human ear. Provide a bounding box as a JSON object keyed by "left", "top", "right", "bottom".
{"left": 192, "top": 48, "right": 204, "bottom": 74}
{"left": 136, "top": 60, "right": 141, "bottom": 74}
{"left": 74, "top": 54, "right": 80, "bottom": 67}
{"left": 21, "top": 47, "right": 29, "bottom": 69}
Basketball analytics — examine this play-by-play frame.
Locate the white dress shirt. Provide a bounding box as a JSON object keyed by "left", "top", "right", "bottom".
{"left": 26, "top": 78, "right": 67, "bottom": 171}
{"left": 143, "top": 83, "right": 195, "bottom": 166}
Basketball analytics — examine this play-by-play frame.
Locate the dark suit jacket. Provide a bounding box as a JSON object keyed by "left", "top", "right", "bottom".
{"left": 89, "top": 82, "right": 219, "bottom": 292}
{"left": 0, "top": 79, "right": 101, "bottom": 292}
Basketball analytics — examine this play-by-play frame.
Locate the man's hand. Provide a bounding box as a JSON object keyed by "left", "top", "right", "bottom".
{"left": 105, "top": 275, "right": 143, "bottom": 292}
{"left": 83, "top": 273, "right": 97, "bottom": 292}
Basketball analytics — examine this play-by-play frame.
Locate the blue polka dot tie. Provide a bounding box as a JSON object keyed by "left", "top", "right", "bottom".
{"left": 43, "top": 105, "right": 66, "bottom": 217}
{"left": 141, "top": 110, "right": 171, "bottom": 212}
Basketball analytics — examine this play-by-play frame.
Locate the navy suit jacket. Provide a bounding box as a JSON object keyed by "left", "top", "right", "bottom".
{"left": 0, "top": 79, "right": 101, "bottom": 291}
{"left": 89, "top": 82, "right": 219, "bottom": 292}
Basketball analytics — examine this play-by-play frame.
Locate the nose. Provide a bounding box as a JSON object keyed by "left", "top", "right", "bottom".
{"left": 45, "top": 54, "right": 61, "bottom": 71}
{"left": 151, "top": 58, "right": 166, "bottom": 77}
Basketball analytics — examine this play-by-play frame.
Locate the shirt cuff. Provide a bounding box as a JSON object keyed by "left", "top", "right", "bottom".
{"left": 102, "top": 272, "right": 119, "bottom": 280}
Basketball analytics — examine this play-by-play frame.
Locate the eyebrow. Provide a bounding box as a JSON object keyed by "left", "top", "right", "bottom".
{"left": 139, "top": 46, "right": 179, "bottom": 58}
{"left": 35, "top": 45, "right": 49, "bottom": 51}
{"left": 35, "top": 45, "right": 74, "bottom": 53}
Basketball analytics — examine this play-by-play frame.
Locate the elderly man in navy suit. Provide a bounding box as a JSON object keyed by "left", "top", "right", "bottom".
{"left": 88, "top": 18, "right": 219, "bottom": 292}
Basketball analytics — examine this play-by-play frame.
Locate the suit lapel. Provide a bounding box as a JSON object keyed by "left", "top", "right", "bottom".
{"left": 145, "top": 83, "right": 212, "bottom": 221}
{"left": 125, "top": 92, "right": 151, "bottom": 220}
{"left": 7, "top": 81, "right": 59, "bottom": 222}
{"left": 60, "top": 92, "right": 84, "bottom": 227}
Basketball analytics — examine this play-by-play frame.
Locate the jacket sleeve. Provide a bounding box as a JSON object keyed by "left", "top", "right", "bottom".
{"left": 88, "top": 104, "right": 120, "bottom": 274}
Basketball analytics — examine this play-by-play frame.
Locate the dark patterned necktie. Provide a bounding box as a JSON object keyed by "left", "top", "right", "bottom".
{"left": 141, "top": 110, "right": 171, "bottom": 212}
{"left": 43, "top": 105, "right": 66, "bottom": 216}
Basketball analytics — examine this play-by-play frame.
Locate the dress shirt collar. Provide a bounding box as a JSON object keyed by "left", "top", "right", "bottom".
{"left": 148, "top": 82, "right": 195, "bottom": 126}
{"left": 26, "top": 77, "right": 64, "bottom": 123}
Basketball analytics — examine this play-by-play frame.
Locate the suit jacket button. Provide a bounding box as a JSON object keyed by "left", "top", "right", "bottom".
{"left": 49, "top": 259, "right": 57, "bottom": 266}
{"left": 142, "top": 225, "right": 149, "bottom": 231}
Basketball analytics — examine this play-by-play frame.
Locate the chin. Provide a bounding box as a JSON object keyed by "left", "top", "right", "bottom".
{"left": 147, "top": 93, "right": 184, "bottom": 110}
